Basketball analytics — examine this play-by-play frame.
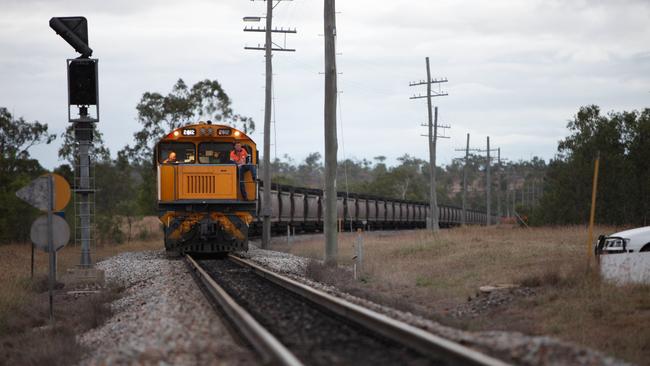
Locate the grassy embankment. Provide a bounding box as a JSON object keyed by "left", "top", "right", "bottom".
{"left": 0, "top": 217, "right": 163, "bottom": 365}
{"left": 271, "top": 226, "right": 650, "bottom": 365}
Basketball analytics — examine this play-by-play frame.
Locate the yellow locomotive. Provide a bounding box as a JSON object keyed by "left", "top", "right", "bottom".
{"left": 155, "top": 121, "right": 258, "bottom": 254}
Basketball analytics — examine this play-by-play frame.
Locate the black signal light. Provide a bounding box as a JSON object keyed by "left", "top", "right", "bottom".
{"left": 68, "top": 59, "right": 98, "bottom": 106}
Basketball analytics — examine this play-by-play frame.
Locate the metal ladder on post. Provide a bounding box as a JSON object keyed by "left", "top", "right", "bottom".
{"left": 72, "top": 132, "right": 96, "bottom": 267}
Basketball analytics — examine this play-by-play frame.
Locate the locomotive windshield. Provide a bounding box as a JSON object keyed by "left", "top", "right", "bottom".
{"left": 158, "top": 142, "right": 196, "bottom": 164}
{"left": 198, "top": 142, "right": 252, "bottom": 164}
{"left": 198, "top": 142, "right": 232, "bottom": 164}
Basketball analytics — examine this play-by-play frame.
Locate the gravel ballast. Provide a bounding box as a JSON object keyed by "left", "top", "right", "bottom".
{"left": 78, "top": 250, "right": 255, "bottom": 366}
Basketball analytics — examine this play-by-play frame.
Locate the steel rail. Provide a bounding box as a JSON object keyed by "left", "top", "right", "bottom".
{"left": 185, "top": 254, "right": 303, "bottom": 366}
{"left": 229, "top": 254, "right": 510, "bottom": 366}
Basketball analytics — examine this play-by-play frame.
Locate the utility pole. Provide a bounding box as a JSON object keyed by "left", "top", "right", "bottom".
{"left": 244, "top": 0, "right": 296, "bottom": 249}
{"left": 486, "top": 137, "right": 492, "bottom": 225}
{"left": 324, "top": 0, "right": 338, "bottom": 264}
{"left": 409, "top": 58, "right": 448, "bottom": 232}
{"left": 454, "top": 133, "right": 480, "bottom": 225}
{"left": 496, "top": 148, "right": 508, "bottom": 220}
{"left": 505, "top": 168, "right": 509, "bottom": 218}
{"left": 532, "top": 179, "right": 536, "bottom": 206}
{"left": 477, "top": 137, "right": 499, "bottom": 225}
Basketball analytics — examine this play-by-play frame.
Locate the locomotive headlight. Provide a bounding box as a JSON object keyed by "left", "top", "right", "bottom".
{"left": 234, "top": 131, "right": 241, "bottom": 137}
{"left": 173, "top": 130, "right": 180, "bottom": 137}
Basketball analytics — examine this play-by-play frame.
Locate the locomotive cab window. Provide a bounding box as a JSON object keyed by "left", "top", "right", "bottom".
{"left": 198, "top": 142, "right": 232, "bottom": 164}
{"left": 158, "top": 142, "right": 196, "bottom": 164}
{"left": 198, "top": 142, "right": 253, "bottom": 164}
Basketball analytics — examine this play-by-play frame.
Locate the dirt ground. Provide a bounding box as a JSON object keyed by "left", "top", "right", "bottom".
{"left": 271, "top": 226, "right": 650, "bottom": 365}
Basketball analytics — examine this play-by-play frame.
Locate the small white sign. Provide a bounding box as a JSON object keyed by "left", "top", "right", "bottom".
{"left": 30, "top": 215, "right": 70, "bottom": 252}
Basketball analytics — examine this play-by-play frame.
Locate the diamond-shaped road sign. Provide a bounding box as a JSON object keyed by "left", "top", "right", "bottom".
{"left": 30, "top": 215, "right": 70, "bottom": 252}
{"left": 16, "top": 173, "right": 71, "bottom": 212}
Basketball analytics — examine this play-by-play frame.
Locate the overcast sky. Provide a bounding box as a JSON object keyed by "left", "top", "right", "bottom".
{"left": 1, "top": 0, "right": 649, "bottom": 169}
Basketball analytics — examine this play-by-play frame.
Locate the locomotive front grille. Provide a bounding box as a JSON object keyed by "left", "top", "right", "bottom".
{"left": 176, "top": 165, "right": 237, "bottom": 200}
{"left": 186, "top": 175, "right": 216, "bottom": 194}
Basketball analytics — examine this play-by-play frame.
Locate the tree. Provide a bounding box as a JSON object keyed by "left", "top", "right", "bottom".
{"left": 0, "top": 108, "right": 55, "bottom": 243}
{"left": 302, "top": 152, "right": 324, "bottom": 185}
{"left": 624, "top": 109, "right": 650, "bottom": 224}
{"left": 58, "top": 123, "right": 110, "bottom": 165}
{"left": 124, "top": 78, "right": 255, "bottom": 163}
{"left": 536, "top": 105, "right": 646, "bottom": 225}
{"left": 1, "top": 108, "right": 55, "bottom": 172}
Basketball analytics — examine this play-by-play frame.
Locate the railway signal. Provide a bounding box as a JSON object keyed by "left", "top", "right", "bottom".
{"left": 16, "top": 173, "right": 72, "bottom": 321}
{"left": 50, "top": 16, "right": 99, "bottom": 268}
{"left": 49, "top": 17, "right": 92, "bottom": 57}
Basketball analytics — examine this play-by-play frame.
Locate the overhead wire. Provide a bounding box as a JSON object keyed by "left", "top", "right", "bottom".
{"left": 272, "top": 80, "right": 278, "bottom": 163}
{"left": 332, "top": 15, "right": 353, "bottom": 232}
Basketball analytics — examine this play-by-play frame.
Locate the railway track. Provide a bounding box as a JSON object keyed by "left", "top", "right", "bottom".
{"left": 186, "top": 254, "right": 510, "bottom": 366}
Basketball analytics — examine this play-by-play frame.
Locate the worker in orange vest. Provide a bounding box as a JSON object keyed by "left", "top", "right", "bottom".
{"left": 230, "top": 142, "right": 256, "bottom": 200}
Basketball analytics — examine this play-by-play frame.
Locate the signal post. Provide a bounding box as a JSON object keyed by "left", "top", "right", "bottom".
{"left": 50, "top": 16, "right": 104, "bottom": 286}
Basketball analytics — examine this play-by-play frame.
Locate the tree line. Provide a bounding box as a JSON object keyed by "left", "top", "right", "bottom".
{"left": 535, "top": 105, "right": 650, "bottom": 226}
{"left": 1, "top": 76, "right": 647, "bottom": 244}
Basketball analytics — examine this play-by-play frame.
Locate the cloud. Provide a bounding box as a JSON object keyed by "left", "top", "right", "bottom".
{"left": 1, "top": 0, "right": 649, "bottom": 170}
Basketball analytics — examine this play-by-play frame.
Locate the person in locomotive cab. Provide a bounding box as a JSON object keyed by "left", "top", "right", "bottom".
{"left": 163, "top": 151, "right": 177, "bottom": 163}
{"left": 230, "top": 142, "right": 256, "bottom": 200}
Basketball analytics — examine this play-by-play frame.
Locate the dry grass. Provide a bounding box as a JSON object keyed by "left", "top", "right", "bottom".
{"left": 0, "top": 237, "right": 161, "bottom": 333}
{"left": 0, "top": 217, "right": 164, "bottom": 364}
{"left": 272, "top": 226, "right": 650, "bottom": 365}
{"left": 0, "top": 287, "right": 120, "bottom": 366}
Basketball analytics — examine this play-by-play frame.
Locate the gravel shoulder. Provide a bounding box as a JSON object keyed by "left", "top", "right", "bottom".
{"left": 78, "top": 250, "right": 255, "bottom": 366}
{"left": 240, "top": 242, "right": 631, "bottom": 366}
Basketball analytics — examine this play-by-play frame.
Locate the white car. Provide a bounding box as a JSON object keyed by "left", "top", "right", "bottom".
{"left": 596, "top": 226, "right": 650, "bottom": 255}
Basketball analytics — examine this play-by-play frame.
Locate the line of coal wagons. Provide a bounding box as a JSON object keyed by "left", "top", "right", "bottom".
{"left": 250, "top": 183, "right": 496, "bottom": 234}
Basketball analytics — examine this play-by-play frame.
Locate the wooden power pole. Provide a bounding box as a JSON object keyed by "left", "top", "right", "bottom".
{"left": 462, "top": 134, "right": 470, "bottom": 225}
{"left": 454, "top": 133, "right": 479, "bottom": 225}
{"left": 496, "top": 148, "right": 508, "bottom": 220}
{"left": 262, "top": 0, "right": 273, "bottom": 248}
{"left": 324, "top": 0, "right": 338, "bottom": 264}
{"left": 430, "top": 104, "right": 439, "bottom": 231}
{"left": 243, "top": 0, "right": 296, "bottom": 249}
{"left": 477, "top": 137, "right": 498, "bottom": 225}
{"left": 409, "top": 58, "right": 448, "bottom": 232}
